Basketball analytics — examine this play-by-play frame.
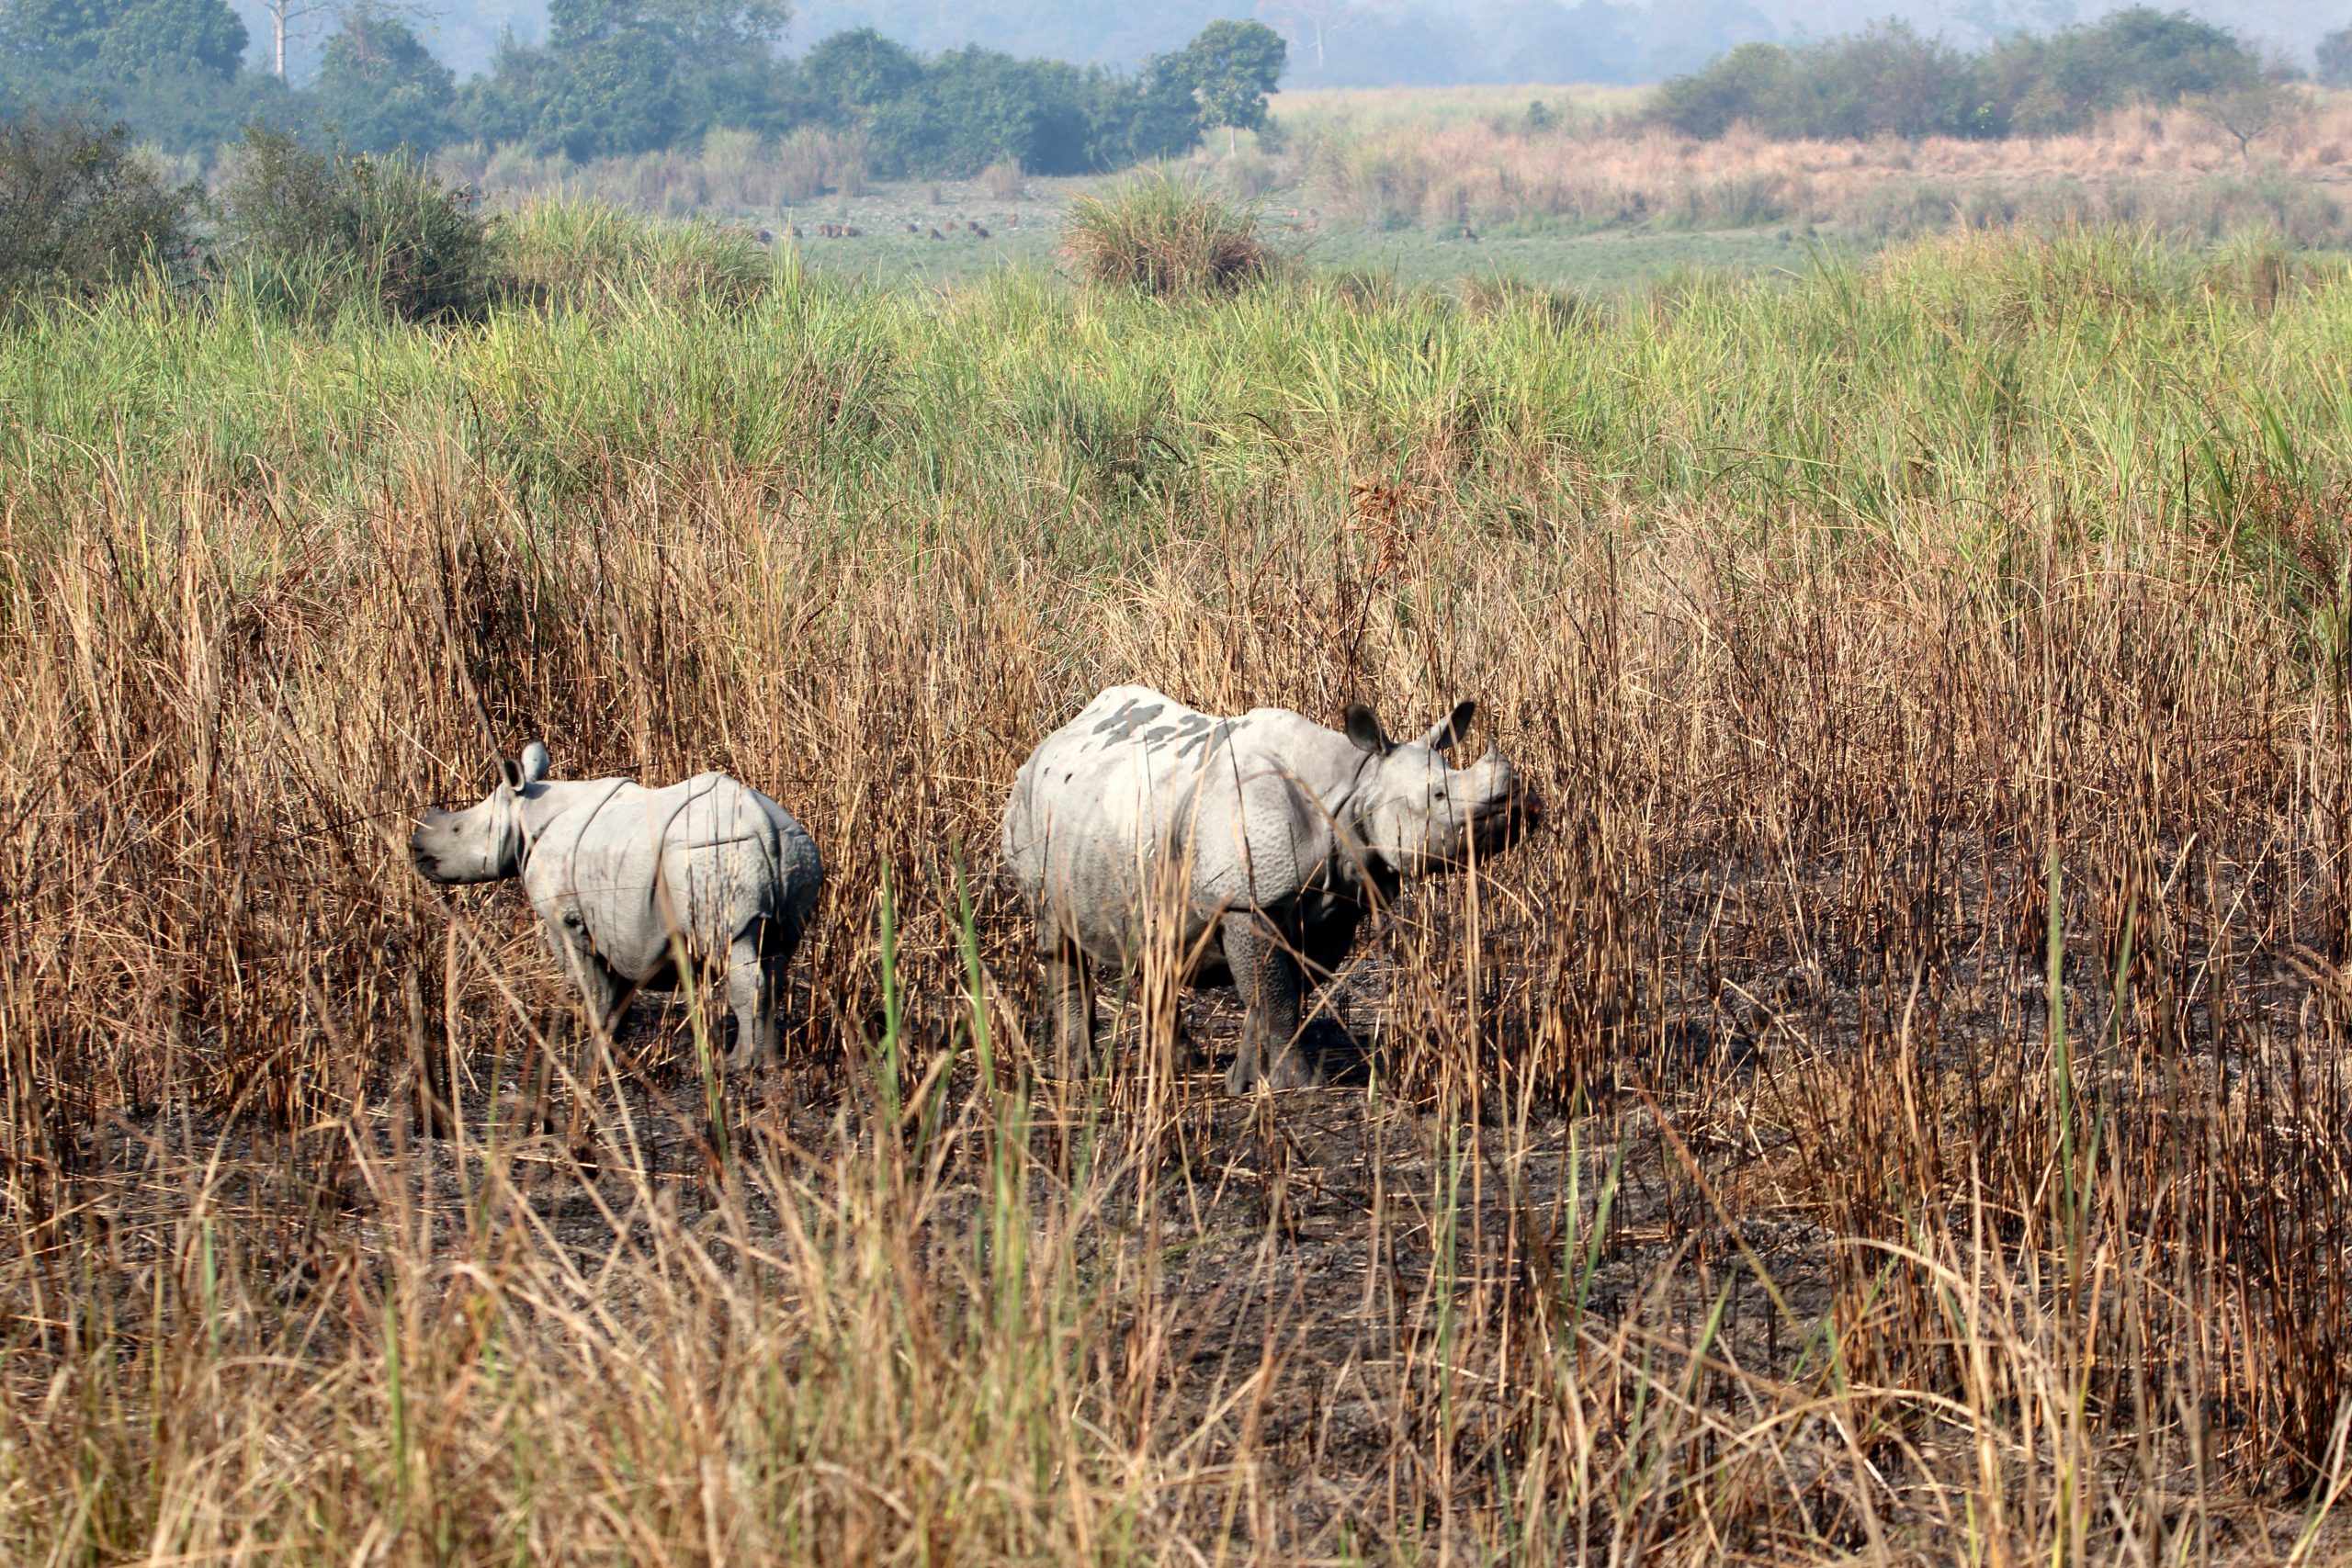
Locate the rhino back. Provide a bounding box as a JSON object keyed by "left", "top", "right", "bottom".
{"left": 526, "top": 775, "right": 809, "bottom": 977}
{"left": 1006, "top": 688, "right": 1378, "bottom": 967}
{"left": 1005, "top": 687, "right": 1224, "bottom": 926}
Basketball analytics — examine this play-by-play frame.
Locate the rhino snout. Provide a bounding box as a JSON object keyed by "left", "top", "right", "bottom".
{"left": 1468, "top": 763, "right": 1542, "bottom": 856}
{"left": 410, "top": 809, "right": 482, "bottom": 883}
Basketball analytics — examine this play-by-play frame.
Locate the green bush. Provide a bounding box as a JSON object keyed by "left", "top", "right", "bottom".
{"left": 0, "top": 112, "right": 195, "bottom": 313}
{"left": 212, "top": 125, "right": 492, "bottom": 323}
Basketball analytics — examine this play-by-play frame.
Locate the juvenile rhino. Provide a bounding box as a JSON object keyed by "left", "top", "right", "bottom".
{"left": 411, "top": 744, "right": 823, "bottom": 1069}
{"left": 1001, "top": 686, "right": 1539, "bottom": 1092}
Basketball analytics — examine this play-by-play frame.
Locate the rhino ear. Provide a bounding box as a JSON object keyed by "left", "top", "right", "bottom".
{"left": 1424, "top": 701, "right": 1476, "bottom": 753}
{"left": 496, "top": 757, "right": 522, "bottom": 792}
{"left": 519, "top": 740, "right": 550, "bottom": 787}
{"left": 1343, "top": 704, "right": 1391, "bottom": 757}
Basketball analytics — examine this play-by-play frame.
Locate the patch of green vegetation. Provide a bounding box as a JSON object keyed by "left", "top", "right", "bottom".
{"left": 5, "top": 206, "right": 2346, "bottom": 575}
{"left": 1290, "top": 226, "right": 1856, "bottom": 294}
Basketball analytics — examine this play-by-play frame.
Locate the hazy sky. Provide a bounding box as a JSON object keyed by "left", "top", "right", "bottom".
{"left": 236, "top": 0, "right": 2346, "bottom": 88}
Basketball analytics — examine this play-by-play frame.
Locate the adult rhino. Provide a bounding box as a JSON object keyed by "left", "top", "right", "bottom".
{"left": 411, "top": 743, "right": 823, "bottom": 1070}
{"left": 1001, "top": 685, "right": 1539, "bottom": 1093}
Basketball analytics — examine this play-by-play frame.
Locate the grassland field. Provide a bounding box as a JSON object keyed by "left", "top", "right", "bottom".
{"left": 439, "top": 82, "right": 2352, "bottom": 295}
{"left": 12, "top": 93, "right": 2352, "bottom": 1562}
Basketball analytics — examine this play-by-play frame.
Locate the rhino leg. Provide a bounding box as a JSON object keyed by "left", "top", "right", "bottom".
{"left": 1045, "top": 938, "right": 1096, "bottom": 1080}
{"left": 548, "top": 918, "right": 628, "bottom": 1042}
{"left": 724, "top": 927, "right": 786, "bottom": 1071}
{"left": 1222, "top": 917, "right": 1321, "bottom": 1094}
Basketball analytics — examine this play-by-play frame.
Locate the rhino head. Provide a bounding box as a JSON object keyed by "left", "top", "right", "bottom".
{"left": 411, "top": 741, "right": 550, "bottom": 885}
{"left": 1343, "top": 701, "right": 1539, "bottom": 876}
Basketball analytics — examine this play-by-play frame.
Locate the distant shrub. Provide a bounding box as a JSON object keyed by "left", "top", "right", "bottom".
{"left": 1219, "top": 147, "right": 1278, "bottom": 198}
{"left": 0, "top": 113, "right": 195, "bottom": 312}
{"left": 1456, "top": 273, "right": 1592, "bottom": 332}
{"left": 1652, "top": 6, "right": 2266, "bottom": 142}
{"left": 497, "top": 199, "right": 770, "bottom": 312}
{"left": 1062, "top": 171, "right": 1271, "bottom": 297}
{"left": 980, "top": 157, "right": 1026, "bottom": 200}
{"left": 213, "top": 125, "right": 492, "bottom": 323}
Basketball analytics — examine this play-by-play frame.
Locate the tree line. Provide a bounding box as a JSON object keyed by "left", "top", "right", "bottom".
{"left": 1649, "top": 7, "right": 2289, "bottom": 142}
{"left": 0, "top": 0, "right": 1287, "bottom": 176}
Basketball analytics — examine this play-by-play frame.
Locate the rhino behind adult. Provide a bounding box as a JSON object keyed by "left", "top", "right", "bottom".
{"left": 1001, "top": 685, "right": 1540, "bottom": 1092}
{"left": 411, "top": 744, "right": 823, "bottom": 1070}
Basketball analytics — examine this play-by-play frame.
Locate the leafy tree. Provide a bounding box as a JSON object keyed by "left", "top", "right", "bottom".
{"left": 1649, "top": 39, "right": 1791, "bottom": 138}
{"left": 540, "top": 34, "right": 680, "bottom": 158}
{"left": 1174, "top": 17, "right": 1284, "bottom": 152}
{"left": 6, "top": 0, "right": 246, "bottom": 79}
{"left": 2081, "top": 7, "right": 2260, "bottom": 102}
{"left": 1770, "top": 24, "right": 1975, "bottom": 141}
{"left": 804, "top": 25, "right": 919, "bottom": 109}
{"left": 1088, "top": 50, "right": 1204, "bottom": 168}
{"left": 547, "top": 0, "right": 785, "bottom": 59}
{"left": 463, "top": 0, "right": 791, "bottom": 159}
{"left": 310, "top": 4, "right": 456, "bottom": 153}
{"left": 868, "top": 46, "right": 1090, "bottom": 177}
{"left": 2316, "top": 24, "right": 2352, "bottom": 88}
{"left": 0, "top": 0, "right": 275, "bottom": 154}
{"left": 452, "top": 28, "right": 561, "bottom": 148}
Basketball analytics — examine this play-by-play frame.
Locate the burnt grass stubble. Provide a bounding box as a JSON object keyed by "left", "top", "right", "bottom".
{"left": 7, "top": 462, "right": 2352, "bottom": 1558}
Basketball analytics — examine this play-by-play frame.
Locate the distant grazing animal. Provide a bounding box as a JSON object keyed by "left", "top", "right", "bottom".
{"left": 1001, "top": 687, "right": 1539, "bottom": 1093}
{"left": 841, "top": 224, "right": 863, "bottom": 238}
{"left": 906, "top": 221, "right": 922, "bottom": 233}
{"left": 786, "top": 223, "right": 804, "bottom": 239}
{"left": 971, "top": 224, "right": 991, "bottom": 239}
{"left": 929, "top": 227, "right": 945, "bottom": 241}
{"left": 754, "top": 229, "right": 774, "bottom": 244}
{"left": 411, "top": 744, "right": 823, "bottom": 1071}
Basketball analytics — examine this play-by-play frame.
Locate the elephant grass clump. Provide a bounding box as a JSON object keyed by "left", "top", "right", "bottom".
{"left": 1061, "top": 169, "right": 1273, "bottom": 297}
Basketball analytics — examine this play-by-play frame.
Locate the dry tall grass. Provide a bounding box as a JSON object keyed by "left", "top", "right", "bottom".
{"left": 1287, "top": 93, "right": 2352, "bottom": 239}
{"left": 6, "top": 222, "right": 2352, "bottom": 1562}
{"left": 437, "top": 125, "right": 873, "bottom": 220}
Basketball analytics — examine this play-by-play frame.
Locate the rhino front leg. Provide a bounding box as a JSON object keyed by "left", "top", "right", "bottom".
{"left": 724, "top": 936, "right": 774, "bottom": 1071}
{"left": 549, "top": 915, "right": 627, "bottom": 1043}
{"left": 1222, "top": 916, "right": 1320, "bottom": 1094}
{"left": 1045, "top": 937, "right": 1096, "bottom": 1081}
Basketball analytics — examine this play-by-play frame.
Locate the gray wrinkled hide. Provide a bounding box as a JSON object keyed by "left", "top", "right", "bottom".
{"left": 1001, "top": 685, "right": 1533, "bottom": 1093}
{"left": 412, "top": 744, "right": 823, "bottom": 1070}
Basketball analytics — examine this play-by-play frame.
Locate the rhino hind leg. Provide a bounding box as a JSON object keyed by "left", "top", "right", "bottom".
{"left": 1221, "top": 917, "right": 1322, "bottom": 1094}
